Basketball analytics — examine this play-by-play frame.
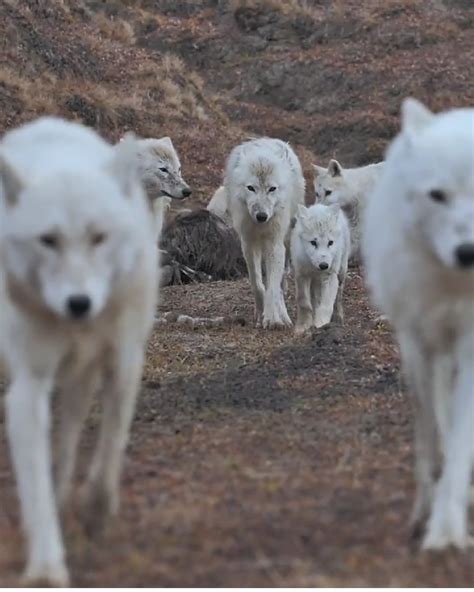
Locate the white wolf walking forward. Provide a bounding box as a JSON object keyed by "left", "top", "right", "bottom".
{"left": 0, "top": 117, "right": 159, "bottom": 585}
{"left": 130, "top": 135, "right": 191, "bottom": 240}
{"left": 314, "top": 159, "right": 384, "bottom": 263}
{"left": 363, "top": 98, "right": 474, "bottom": 551}
{"left": 225, "top": 137, "right": 305, "bottom": 328}
{"left": 291, "top": 204, "right": 350, "bottom": 333}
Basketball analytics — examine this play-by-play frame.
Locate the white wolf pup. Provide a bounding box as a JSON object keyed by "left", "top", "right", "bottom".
{"left": 314, "top": 159, "right": 384, "bottom": 262}
{"left": 363, "top": 98, "right": 474, "bottom": 551}
{"left": 0, "top": 117, "right": 159, "bottom": 585}
{"left": 225, "top": 137, "right": 305, "bottom": 328}
{"left": 130, "top": 135, "right": 191, "bottom": 239}
{"left": 291, "top": 203, "right": 350, "bottom": 333}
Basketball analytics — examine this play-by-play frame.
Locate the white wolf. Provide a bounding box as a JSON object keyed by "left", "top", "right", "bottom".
{"left": 363, "top": 98, "right": 474, "bottom": 551}
{"left": 291, "top": 203, "right": 350, "bottom": 333}
{"left": 314, "top": 159, "right": 384, "bottom": 262}
{"left": 225, "top": 137, "right": 305, "bottom": 328}
{"left": 0, "top": 117, "right": 159, "bottom": 585}
{"left": 207, "top": 184, "right": 232, "bottom": 226}
{"left": 130, "top": 136, "right": 191, "bottom": 239}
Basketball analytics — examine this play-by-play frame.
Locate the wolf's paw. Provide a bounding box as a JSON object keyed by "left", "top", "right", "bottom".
{"left": 263, "top": 308, "right": 292, "bottom": 329}
{"left": 409, "top": 485, "right": 433, "bottom": 540}
{"left": 295, "top": 322, "right": 311, "bottom": 335}
{"left": 314, "top": 320, "right": 330, "bottom": 329}
{"left": 81, "top": 482, "right": 118, "bottom": 537}
{"left": 422, "top": 502, "right": 470, "bottom": 551}
{"left": 22, "top": 561, "right": 69, "bottom": 587}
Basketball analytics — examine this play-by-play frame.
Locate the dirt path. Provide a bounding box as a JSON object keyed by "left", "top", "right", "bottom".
{"left": 0, "top": 274, "right": 472, "bottom": 586}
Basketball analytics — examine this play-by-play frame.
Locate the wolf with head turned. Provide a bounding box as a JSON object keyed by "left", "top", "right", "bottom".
{"left": 0, "top": 117, "right": 159, "bottom": 586}
{"left": 363, "top": 98, "right": 474, "bottom": 551}
{"left": 127, "top": 135, "right": 191, "bottom": 239}
{"left": 225, "top": 137, "right": 305, "bottom": 328}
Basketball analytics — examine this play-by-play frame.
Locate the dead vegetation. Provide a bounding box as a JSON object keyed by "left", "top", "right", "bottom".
{"left": 160, "top": 210, "right": 246, "bottom": 284}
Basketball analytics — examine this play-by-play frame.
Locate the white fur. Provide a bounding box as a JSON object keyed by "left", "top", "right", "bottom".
{"left": 291, "top": 203, "right": 350, "bottom": 332}
{"left": 0, "top": 117, "right": 159, "bottom": 585}
{"left": 127, "top": 136, "right": 191, "bottom": 240}
{"left": 207, "top": 185, "right": 232, "bottom": 226}
{"left": 363, "top": 99, "right": 474, "bottom": 550}
{"left": 314, "top": 159, "right": 384, "bottom": 262}
{"left": 225, "top": 137, "right": 305, "bottom": 328}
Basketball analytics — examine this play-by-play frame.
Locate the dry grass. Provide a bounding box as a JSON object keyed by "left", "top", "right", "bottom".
{"left": 231, "top": 0, "right": 320, "bottom": 20}
{"left": 94, "top": 13, "right": 136, "bottom": 45}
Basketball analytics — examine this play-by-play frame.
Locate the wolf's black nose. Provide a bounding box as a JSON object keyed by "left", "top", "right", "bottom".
{"left": 456, "top": 243, "right": 474, "bottom": 268}
{"left": 319, "top": 262, "right": 329, "bottom": 270}
{"left": 182, "top": 187, "right": 192, "bottom": 198}
{"left": 256, "top": 212, "right": 268, "bottom": 223}
{"left": 67, "top": 295, "right": 91, "bottom": 319}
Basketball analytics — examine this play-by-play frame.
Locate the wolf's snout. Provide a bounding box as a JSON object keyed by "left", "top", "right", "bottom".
{"left": 319, "top": 262, "right": 329, "bottom": 270}
{"left": 181, "top": 187, "right": 192, "bottom": 198}
{"left": 67, "top": 294, "right": 91, "bottom": 319}
{"left": 455, "top": 242, "right": 474, "bottom": 268}
{"left": 256, "top": 212, "right": 268, "bottom": 223}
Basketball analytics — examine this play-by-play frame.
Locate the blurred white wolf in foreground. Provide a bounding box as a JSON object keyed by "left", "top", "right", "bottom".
{"left": 225, "top": 137, "right": 305, "bottom": 328}
{"left": 0, "top": 117, "right": 159, "bottom": 585}
{"left": 363, "top": 98, "right": 474, "bottom": 550}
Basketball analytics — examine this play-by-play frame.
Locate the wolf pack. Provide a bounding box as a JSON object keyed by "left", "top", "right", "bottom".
{"left": 0, "top": 97, "right": 472, "bottom": 585}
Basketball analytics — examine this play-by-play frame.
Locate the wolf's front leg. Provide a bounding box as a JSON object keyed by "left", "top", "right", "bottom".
{"left": 55, "top": 366, "right": 101, "bottom": 510}
{"left": 313, "top": 274, "right": 338, "bottom": 328}
{"left": 242, "top": 239, "right": 265, "bottom": 327}
{"left": 331, "top": 269, "right": 346, "bottom": 325}
{"left": 295, "top": 274, "right": 312, "bottom": 334}
{"left": 6, "top": 372, "right": 69, "bottom": 586}
{"left": 263, "top": 241, "right": 292, "bottom": 329}
{"left": 398, "top": 331, "right": 438, "bottom": 539}
{"left": 423, "top": 337, "right": 474, "bottom": 550}
{"left": 82, "top": 342, "right": 145, "bottom": 535}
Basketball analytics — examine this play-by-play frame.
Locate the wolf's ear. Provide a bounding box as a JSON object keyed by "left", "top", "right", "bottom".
{"left": 108, "top": 132, "right": 139, "bottom": 195}
{"left": 282, "top": 143, "right": 292, "bottom": 161}
{"left": 402, "top": 98, "right": 434, "bottom": 134}
{"left": 312, "top": 164, "right": 326, "bottom": 178}
{"left": 328, "top": 159, "right": 342, "bottom": 177}
{"left": 158, "top": 136, "right": 174, "bottom": 151}
{"left": 0, "top": 153, "right": 23, "bottom": 206}
{"left": 297, "top": 204, "right": 308, "bottom": 220}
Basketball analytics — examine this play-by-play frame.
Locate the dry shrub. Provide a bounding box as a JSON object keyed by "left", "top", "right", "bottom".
{"left": 94, "top": 13, "right": 136, "bottom": 45}
{"left": 134, "top": 55, "right": 218, "bottom": 122}
{"left": 160, "top": 210, "right": 247, "bottom": 283}
{"left": 231, "top": 0, "right": 318, "bottom": 20}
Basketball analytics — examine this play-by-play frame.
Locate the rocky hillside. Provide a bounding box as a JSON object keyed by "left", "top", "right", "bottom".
{"left": 0, "top": 0, "right": 472, "bottom": 202}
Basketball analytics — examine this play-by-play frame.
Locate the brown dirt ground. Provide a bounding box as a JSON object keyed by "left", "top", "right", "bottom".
{"left": 0, "top": 274, "right": 472, "bottom": 586}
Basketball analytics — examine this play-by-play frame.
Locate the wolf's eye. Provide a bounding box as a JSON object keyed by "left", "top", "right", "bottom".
{"left": 39, "top": 234, "right": 59, "bottom": 249}
{"left": 159, "top": 167, "right": 169, "bottom": 174}
{"left": 324, "top": 190, "right": 332, "bottom": 197}
{"left": 429, "top": 189, "right": 447, "bottom": 203}
{"left": 328, "top": 240, "right": 334, "bottom": 247}
{"left": 91, "top": 232, "right": 107, "bottom": 246}
{"left": 268, "top": 186, "right": 277, "bottom": 193}
{"left": 247, "top": 185, "right": 255, "bottom": 192}
{"left": 310, "top": 239, "right": 318, "bottom": 248}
